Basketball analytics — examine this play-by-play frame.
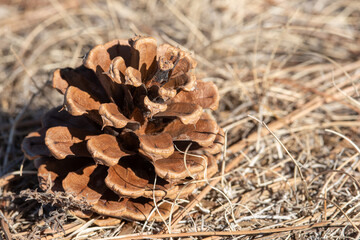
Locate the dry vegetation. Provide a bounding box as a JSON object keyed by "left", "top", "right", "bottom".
{"left": 1, "top": 0, "right": 360, "bottom": 239}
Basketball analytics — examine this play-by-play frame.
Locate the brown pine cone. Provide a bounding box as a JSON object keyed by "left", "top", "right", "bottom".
{"left": 22, "top": 36, "right": 224, "bottom": 222}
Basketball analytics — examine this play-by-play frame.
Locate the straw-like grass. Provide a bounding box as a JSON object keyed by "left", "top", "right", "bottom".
{"left": 1, "top": 0, "right": 360, "bottom": 239}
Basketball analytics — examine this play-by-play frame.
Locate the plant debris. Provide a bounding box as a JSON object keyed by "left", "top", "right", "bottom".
{"left": 1, "top": 0, "right": 360, "bottom": 239}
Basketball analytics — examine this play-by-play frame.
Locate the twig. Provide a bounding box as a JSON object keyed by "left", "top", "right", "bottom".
{"left": 102, "top": 220, "right": 360, "bottom": 240}
{"left": 2, "top": 93, "right": 38, "bottom": 171}
{"left": 0, "top": 211, "right": 12, "bottom": 240}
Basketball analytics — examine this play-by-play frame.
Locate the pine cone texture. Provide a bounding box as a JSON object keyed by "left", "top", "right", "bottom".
{"left": 22, "top": 36, "right": 224, "bottom": 222}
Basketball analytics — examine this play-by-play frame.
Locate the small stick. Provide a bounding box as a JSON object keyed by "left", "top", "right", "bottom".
{"left": 114, "top": 220, "right": 360, "bottom": 240}
{"left": 0, "top": 212, "right": 12, "bottom": 240}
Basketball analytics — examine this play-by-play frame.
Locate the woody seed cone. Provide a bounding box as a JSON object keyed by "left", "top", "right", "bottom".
{"left": 22, "top": 36, "right": 224, "bottom": 223}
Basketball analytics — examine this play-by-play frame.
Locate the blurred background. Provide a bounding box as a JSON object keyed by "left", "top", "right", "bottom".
{"left": 1, "top": 0, "right": 360, "bottom": 239}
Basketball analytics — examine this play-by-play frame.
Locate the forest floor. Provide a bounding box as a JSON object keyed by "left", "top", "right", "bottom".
{"left": 1, "top": 0, "right": 360, "bottom": 239}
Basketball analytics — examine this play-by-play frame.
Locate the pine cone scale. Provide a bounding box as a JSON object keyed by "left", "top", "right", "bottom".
{"left": 105, "top": 156, "right": 177, "bottom": 199}
{"left": 64, "top": 86, "right": 101, "bottom": 116}
{"left": 130, "top": 37, "right": 157, "bottom": 81}
{"left": 98, "top": 102, "right": 137, "bottom": 129}
{"left": 163, "top": 114, "right": 219, "bottom": 147}
{"left": 87, "top": 134, "right": 129, "bottom": 166}
{"left": 124, "top": 66, "right": 142, "bottom": 86}
{"left": 103, "top": 39, "right": 131, "bottom": 62}
{"left": 62, "top": 164, "right": 106, "bottom": 204}
{"left": 152, "top": 152, "right": 207, "bottom": 180}
{"left": 22, "top": 130, "right": 50, "bottom": 160}
{"left": 172, "top": 80, "right": 220, "bottom": 110}
{"left": 109, "top": 56, "right": 126, "bottom": 84}
{"left": 45, "top": 126, "right": 93, "bottom": 159}
{"left": 138, "top": 133, "right": 174, "bottom": 161}
{"left": 154, "top": 102, "right": 203, "bottom": 125}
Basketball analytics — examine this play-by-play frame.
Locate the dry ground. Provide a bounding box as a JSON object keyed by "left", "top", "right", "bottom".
{"left": 1, "top": 0, "right": 360, "bottom": 239}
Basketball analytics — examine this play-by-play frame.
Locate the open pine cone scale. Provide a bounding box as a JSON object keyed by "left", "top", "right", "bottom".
{"left": 22, "top": 36, "right": 224, "bottom": 222}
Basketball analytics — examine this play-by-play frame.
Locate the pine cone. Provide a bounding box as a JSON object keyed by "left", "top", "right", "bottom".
{"left": 22, "top": 36, "right": 224, "bottom": 222}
